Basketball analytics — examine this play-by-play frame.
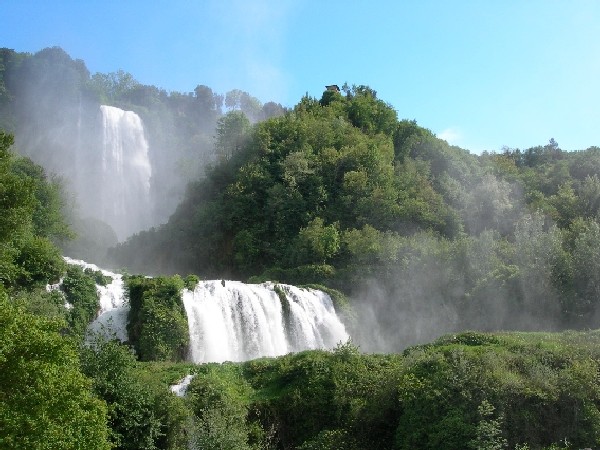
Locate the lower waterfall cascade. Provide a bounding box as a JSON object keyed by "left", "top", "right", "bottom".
{"left": 61, "top": 259, "right": 350, "bottom": 363}
{"left": 183, "top": 280, "right": 350, "bottom": 363}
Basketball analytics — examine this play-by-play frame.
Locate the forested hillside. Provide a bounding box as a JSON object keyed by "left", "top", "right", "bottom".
{"left": 112, "top": 85, "right": 600, "bottom": 350}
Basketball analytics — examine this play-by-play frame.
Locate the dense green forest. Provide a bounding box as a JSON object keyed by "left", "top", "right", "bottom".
{"left": 3, "top": 46, "right": 600, "bottom": 448}
{"left": 113, "top": 84, "right": 600, "bottom": 350}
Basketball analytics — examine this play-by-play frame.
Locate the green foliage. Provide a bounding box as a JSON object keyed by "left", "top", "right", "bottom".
{"left": 88, "top": 69, "right": 139, "bottom": 103}
{"left": 297, "top": 429, "right": 357, "bottom": 450}
{"left": 9, "top": 155, "right": 72, "bottom": 240}
{"left": 171, "top": 331, "right": 600, "bottom": 450}
{"left": 183, "top": 274, "right": 200, "bottom": 290}
{"left": 570, "top": 219, "right": 600, "bottom": 323}
{"left": 0, "top": 132, "right": 34, "bottom": 243}
{"left": 85, "top": 267, "right": 112, "bottom": 286}
{"left": 6, "top": 49, "right": 600, "bottom": 449}
{"left": 0, "top": 132, "right": 71, "bottom": 289}
{"left": 397, "top": 331, "right": 600, "bottom": 449}
{"left": 185, "top": 365, "right": 255, "bottom": 449}
{"left": 346, "top": 85, "right": 398, "bottom": 136}
{"left": 468, "top": 400, "right": 508, "bottom": 450}
{"left": 215, "top": 110, "right": 251, "bottom": 161}
{"left": 61, "top": 264, "right": 100, "bottom": 337}
{"left": 0, "top": 296, "right": 110, "bottom": 449}
{"left": 14, "top": 235, "right": 65, "bottom": 287}
{"left": 126, "top": 275, "right": 189, "bottom": 361}
{"left": 11, "top": 288, "right": 67, "bottom": 321}
{"left": 81, "top": 338, "right": 167, "bottom": 450}
{"left": 296, "top": 217, "right": 340, "bottom": 264}
{"left": 113, "top": 84, "right": 460, "bottom": 287}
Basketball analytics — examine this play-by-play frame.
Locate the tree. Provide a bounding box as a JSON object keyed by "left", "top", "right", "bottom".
{"left": 61, "top": 265, "right": 100, "bottom": 336}
{"left": 462, "top": 174, "right": 516, "bottom": 235}
{"left": 10, "top": 156, "right": 72, "bottom": 240}
{"left": 346, "top": 85, "right": 397, "bottom": 136}
{"left": 225, "top": 89, "right": 262, "bottom": 122}
{"left": 215, "top": 111, "right": 251, "bottom": 160}
{"left": 393, "top": 119, "right": 433, "bottom": 162}
{"left": 570, "top": 220, "right": 600, "bottom": 324}
{"left": 297, "top": 218, "right": 340, "bottom": 264}
{"left": 0, "top": 296, "right": 110, "bottom": 449}
{"left": 578, "top": 174, "right": 600, "bottom": 218}
{"left": 81, "top": 338, "right": 163, "bottom": 450}
{"left": 0, "top": 133, "right": 69, "bottom": 289}
{"left": 0, "top": 132, "right": 34, "bottom": 243}
{"left": 14, "top": 235, "right": 65, "bottom": 287}
{"left": 126, "top": 276, "right": 189, "bottom": 362}
{"left": 469, "top": 401, "right": 508, "bottom": 450}
{"left": 513, "top": 213, "right": 562, "bottom": 325}
{"left": 89, "top": 69, "right": 139, "bottom": 103}
{"left": 187, "top": 367, "right": 252, "bottom": 450}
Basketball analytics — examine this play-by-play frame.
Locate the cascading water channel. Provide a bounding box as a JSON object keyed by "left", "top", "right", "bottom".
{"left": 98, "top": 105, "right": 152, "bottom": 240}
{"left": 65, "top": 258, "right": 349, "bottom": 363}
{"left": 64, "top": 257, "right": 130, "bottom": 342}
{"left": 182, "top": 280, "right": 349, "bottom": 363}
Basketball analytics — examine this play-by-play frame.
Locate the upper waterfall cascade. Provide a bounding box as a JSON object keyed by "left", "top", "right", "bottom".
{"left": 97, "top": 105, "right": 152, "bottom": 240}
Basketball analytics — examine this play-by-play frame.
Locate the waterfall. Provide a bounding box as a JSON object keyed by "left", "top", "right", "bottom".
{"left": 67, "top": 257, "right": 350, "bottom": 363}
{"left": 170, "top": 375, "right": 195, "bottom": 397}
{"left": 183, "top": 281, "right": 349, "bottom": 363}
{"left": 98, "top": 105, "right": 152, "bottom": 240}
{"left": 88, "top": 272, "right": 129, "bottom": 342}
{"left": 64, "top": 257, "right": 130, "bottom": 342}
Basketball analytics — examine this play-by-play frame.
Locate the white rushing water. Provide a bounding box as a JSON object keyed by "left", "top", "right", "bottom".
{"left": 64, "top": 257, "right": 130, "bottom": 342}
{"left": 183, "top": 280, "right": 349, "bottom": 363}
{"left": 98, "top": 105, "right": 152, "bottom": 240}
{"left": 62, "top": 258, "right": 350, "bottom": 363}
{"left": 170, "top": 374, "right": 195, "bottom": 397}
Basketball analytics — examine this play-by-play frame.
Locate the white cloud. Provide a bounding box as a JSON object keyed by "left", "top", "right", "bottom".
{"left": 437, "top": 127, "right": 462, "bottom": 145}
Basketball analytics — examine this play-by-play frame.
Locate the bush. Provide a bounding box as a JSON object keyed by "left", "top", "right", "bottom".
{"left": 126, "top": 275, "right": 189, "bottom": 361}
{"left": 14, "top": 236, "right": 66, "bottom": 287}
{"left": 61, "top": 265, "right": 100, "bottom": 336}
{"left": 84, "top": 267, "right": 112, "bottom": 286}
{"left": 187, "top": 366, "right": 254, "bottom": 450}
{"left": 0, "top": 297, "right": 110, "bottom": 449}
{"left": 81, "top": 339, "right": 163, "bottom": 450}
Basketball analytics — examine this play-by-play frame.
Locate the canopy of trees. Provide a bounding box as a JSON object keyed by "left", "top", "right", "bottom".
{"left": 177, "top": 331, "right": 600, "bottom": 450}
{"left": 112, "top": 83, "right": 600, "bottom": 351}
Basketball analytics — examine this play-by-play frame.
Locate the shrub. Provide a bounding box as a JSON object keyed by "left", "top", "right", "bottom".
{"left": 126, "top": 275, "right": 189, "bottom": 361}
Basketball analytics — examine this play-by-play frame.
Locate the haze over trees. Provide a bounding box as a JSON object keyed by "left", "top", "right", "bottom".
{"left": 3, "top": 46, "right": 600, "bottom": 449}
{"left": 0, "top": 46, "right": 286, "bottom": 258}
{"left": 112, "top": 82, "right": 600, "bottom": 351}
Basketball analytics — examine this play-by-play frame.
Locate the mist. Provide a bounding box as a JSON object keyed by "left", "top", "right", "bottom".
{"left": 347, "top": 175, "right": 565, "bottom": 353}
{"left": 0, "top": 46, "right": 285, "bottom": 264}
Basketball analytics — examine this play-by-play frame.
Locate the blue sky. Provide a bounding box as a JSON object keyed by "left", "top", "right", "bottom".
{"left": 2, "top": 0, "right": 599, "bottom": 153}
